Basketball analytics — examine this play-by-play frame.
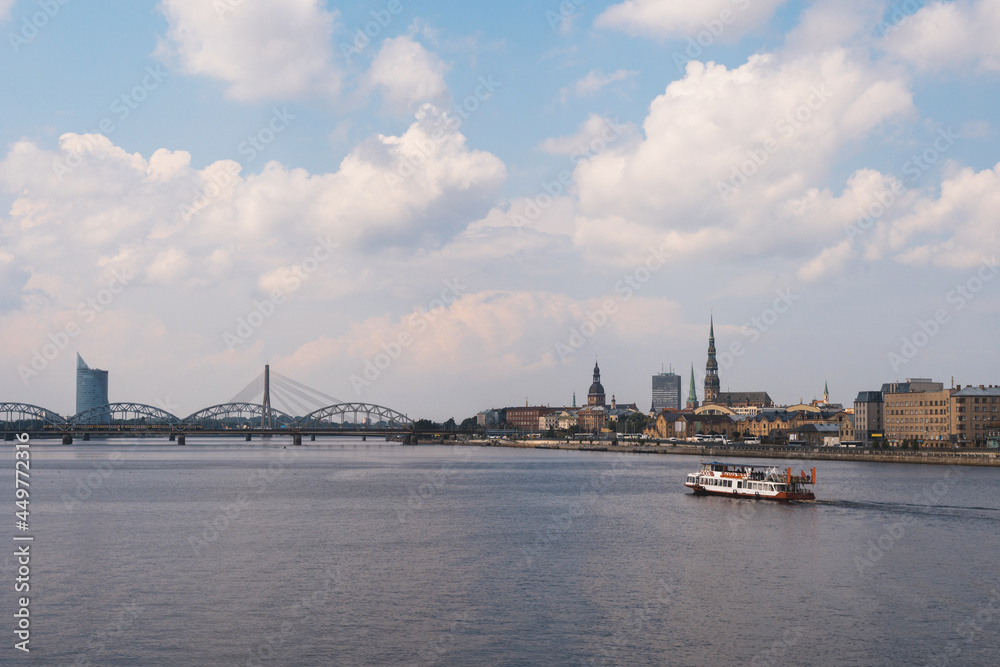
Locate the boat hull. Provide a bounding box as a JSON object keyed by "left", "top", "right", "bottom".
{"left": 685, "top": 483, "right": 814, "bottom": 501}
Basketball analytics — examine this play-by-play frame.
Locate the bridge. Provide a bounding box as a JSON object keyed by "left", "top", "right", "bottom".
{"left": 2, "top": 365, "right": 416, "bottom": 444}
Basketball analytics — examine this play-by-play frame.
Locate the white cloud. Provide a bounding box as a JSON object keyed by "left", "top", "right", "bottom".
{"left": 568, "top": 50, "right": 914, "bottom": 266}
{"left": 883, "top": 162, "right": 1000, "bottom": 269}
{"left": 275, "top": 289, "right": 686, "bottom": 405}
{"left": 0, "top": 107, "right": 505, "bottom": 308}
{"left": 883, "top": 0, "right": 1000, "bottom": 73}
{"left": 567, "top": 69, "right": 638, "bottom": 98}
{"left": 155, "top": 0, "right": 342, "bottom": 101}
{"left": 596, "top": 0, "right": 789, "bottom": 40}
{"left": 365, "top": 36, "right": 450, "bottom": 113}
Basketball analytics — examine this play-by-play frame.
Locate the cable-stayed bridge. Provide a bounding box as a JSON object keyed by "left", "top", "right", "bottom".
{"left": 2, "top": 365, "right": 415, "bottom": 444}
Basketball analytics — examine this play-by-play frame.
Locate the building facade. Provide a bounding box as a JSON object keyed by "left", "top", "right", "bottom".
{"left": 651, "top": 371, "right": 682, "bottom": 412}
{"left": 854, "top": 391, "right": 884, "bottom": 444}
{"left": 505, "top": 406, "right": 555, "bottom": 432}
{"left": 950, "top": 385, "right": 1000, "bottom": 446}
{"left": 76, "top": 353, "right": 110, "bottom": 424}
{"left": 883, "top": 379, "right": 952, "bottom": 446}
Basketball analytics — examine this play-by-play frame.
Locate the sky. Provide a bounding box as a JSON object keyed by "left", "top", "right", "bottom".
{"left": 1, "top": 0, "right": 998, "bottom": 421}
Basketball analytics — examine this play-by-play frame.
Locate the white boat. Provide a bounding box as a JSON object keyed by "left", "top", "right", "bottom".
{"left": 684, "top": 461, "right": 816, "bottom": 501}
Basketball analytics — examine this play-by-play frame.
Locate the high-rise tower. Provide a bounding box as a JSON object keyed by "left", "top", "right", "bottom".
{"left": 704, "top": 314, "right": 720, "bottom": 405}
{"left": 76, "top": 353, "right": 110, "bottom": 423}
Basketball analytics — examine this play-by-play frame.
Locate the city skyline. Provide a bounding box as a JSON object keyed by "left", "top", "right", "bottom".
{"left": 2, "top": 1, "right": 999, "bottom": 421}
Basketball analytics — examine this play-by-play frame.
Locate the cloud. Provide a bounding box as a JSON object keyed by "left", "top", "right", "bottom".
{"left": 365, "top": 36, "right": 451, "bottom": 113}
{"left": 566, "top": 69, "right": 638, "bottom": 98}
{"left": 0, "top": 107, "right": 505, "bottom": 307}
{"left": 883, "top": 162, "right": 1000, "bottom": 269}
{"left": 155, "top": 0, "right": 342, "bottom": 101}
{"left": 275, "top": 289, "right": 686, "bottom": 403}
{"left": 883, "top": 0, "right": 1000, "bottom": 73}
{"left": 568, "top": 49, "right": 915, "bottom": 267}
{"left": 596, "top": 0, "right": 789, "bottom": 40}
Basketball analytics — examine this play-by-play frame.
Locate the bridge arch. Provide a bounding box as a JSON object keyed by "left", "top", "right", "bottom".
{"left": 183, "top": 403, "right": 295, "bottom": 431}
{"left": 71, "top": 403, "right": 182, "bottom": 427}
{"left": 0, "top": 403, "right": 67, "bottom": 431}
{"left": 297, "top": 403, "right": 413, "bottom": 430}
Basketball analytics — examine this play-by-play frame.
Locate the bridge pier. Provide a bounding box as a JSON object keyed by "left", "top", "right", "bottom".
{"left": 62, "top": 434, "right": 73, "bottom": 445}
{"left": 293, "top": 434, "right": 302, "bottom": 446}
{"left": 3, "top": 433, "right": 13, "bottom": 441}
{"left": 362, "top": 435, "right": 366, "bottom": 442}
{"left": 169, "top": 433, "right": 175, "bottom": 442}
{"left": 177, "top": 435, "right": 186, "bottom": 446}
{"left": 310, "top": 434, "right": 315, "bottom": 442}
{"left": 246, "top": 434, "right": 252, "bottom": 441}
{"left": 82, "top": 433, "right": 90, "bottom": 441}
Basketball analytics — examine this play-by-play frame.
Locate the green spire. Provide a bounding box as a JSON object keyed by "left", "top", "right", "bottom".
{"left": 688, "top": 363, "right": 698, "bottom": 402}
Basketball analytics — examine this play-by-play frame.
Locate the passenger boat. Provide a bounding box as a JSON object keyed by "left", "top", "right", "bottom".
{"left": 684, "top": 461, "right": 816, "bottom": 500}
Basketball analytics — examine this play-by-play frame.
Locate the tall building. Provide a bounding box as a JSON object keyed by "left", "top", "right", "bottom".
{"left": 854, "top": 391, "right": 884, "bottom": 444}
{"left": 686, "top": 363, "right": 699, "bottom": 410}
{"left": 651, "top": 370, "right": 682, "bottom": 412}
{"left": 883, "top": 379, "right": 952, "bottom": 446}
{"left": 588, "top": 361, "right": 606, "bottom": 407}
{"left": 76, "top": 353, "right": 110, "bottom": 423}
{"left": 950, "top": 385, "right": 1000, "bottom": 446}
{"left": 704, "top": 315, "right": 720, "bottom": 405}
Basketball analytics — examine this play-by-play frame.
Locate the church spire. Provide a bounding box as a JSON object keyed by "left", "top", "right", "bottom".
{"left": 686, "top": 363, "right": 699, "bottom": 410}
{"left": 824, "top": 380, "right": 830, "bottom": 404}
{"left": 704, "top": 312, "right": 720, "bottom": 405}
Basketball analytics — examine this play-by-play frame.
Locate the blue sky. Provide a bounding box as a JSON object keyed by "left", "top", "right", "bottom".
{"left": 1, "top": 0, "right": 998, "bottom": 420}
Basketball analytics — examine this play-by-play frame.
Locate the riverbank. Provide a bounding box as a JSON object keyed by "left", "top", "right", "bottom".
{"left": 453, "top": 438, "right": 1000, "bottom": 467}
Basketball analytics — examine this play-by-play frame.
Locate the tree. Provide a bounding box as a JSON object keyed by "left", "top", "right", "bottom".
{"left": 460, "top": 417, "right": 477, "bottom": 430}
{"left": 443, "top": 417, "right": 457, "bottom": 430}
{"left": 413, "top": 419, "right": 436, "bottom": 431}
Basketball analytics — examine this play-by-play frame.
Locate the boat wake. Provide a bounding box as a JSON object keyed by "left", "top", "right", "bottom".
{"left": 814, "top": 499, "right": 1000, "bottom": 521}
